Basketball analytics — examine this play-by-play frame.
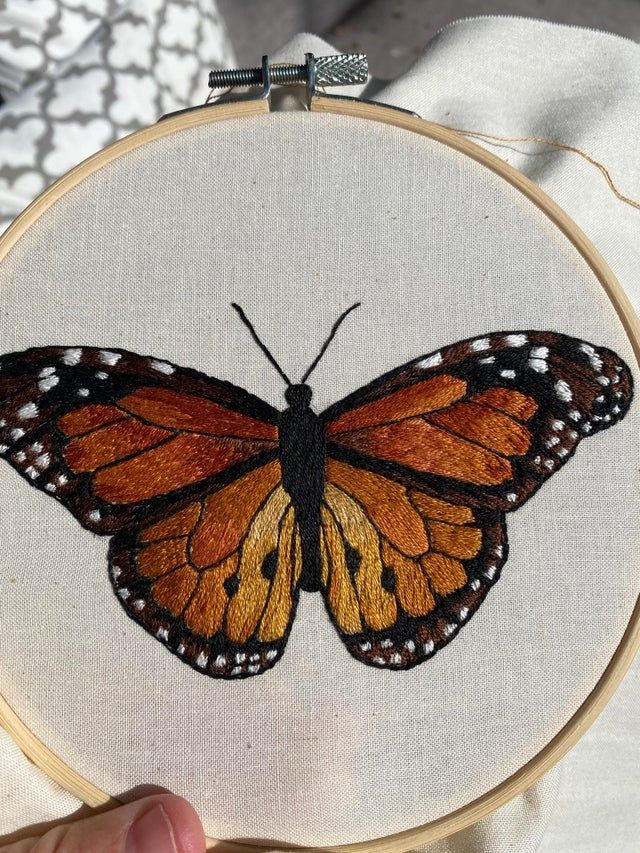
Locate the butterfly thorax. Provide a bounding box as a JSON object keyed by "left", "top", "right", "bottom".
{"left": 279, "top": 384, "right": 326, "bottom": 592}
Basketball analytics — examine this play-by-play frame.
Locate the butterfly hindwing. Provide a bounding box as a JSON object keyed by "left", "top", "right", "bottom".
{"left": 323, "top": 331, "right": 633, "bottom": 512}
{"left": 320, "top": 460, "right": 506, "bottom": 668}
{"left": 0, "top": 346, "right": 279, "bottom": 533}
{"left": 109, "top": 460, "right": 303, "bottom": 678}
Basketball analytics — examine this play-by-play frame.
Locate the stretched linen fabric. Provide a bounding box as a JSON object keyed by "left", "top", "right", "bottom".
{"left": 0, "top": 0, "right": 233, "bottom": 233}
{"left": 0, "top": 19, "right": 639, "bottom": 853}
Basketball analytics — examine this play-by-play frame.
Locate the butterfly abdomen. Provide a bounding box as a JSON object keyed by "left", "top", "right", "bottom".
{"left": 279, "top": 385, "right": 326, "bottom": 592}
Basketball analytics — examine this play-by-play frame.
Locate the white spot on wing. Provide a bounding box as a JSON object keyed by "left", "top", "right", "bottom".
{"left": 418, "top": 352, "right": 442, "bottom": 369}
{"left": 470, "top": 338, "right": 491, "bottom": 351}
{"left": 504, "top": 334, "right": 527, "bottom": 347}
{"left": 39, "top": 367, "right": 55, "bottom": 378}
{"left": 88, "top": 510, "right": 101, "bottom": 523}
{"left": 530, "top": 346, "right": 548, "bottom": 359}
{"left": 77, "top": 388, "right": 90, "bottom": 397}
{"left": 196, "top": 651, "right": 208, "bottom": 668}
{"left": 150, "top": 359, "right": 175, "bottom": 374}
{"left": 17, "top": 402, "right": 38, "bottom": 420}
{"left": 34, "top": 453, "right": 50, "bottom": 469}
{"left": 61, "top": 348, "right": 82, "bottom": 366}
{"left": 528, "top": 358, "right": 547, "bottom": 373}
{"left": 99, "top": 350, "right": 121, "bottom": 366}
{"left": 579, "top": 343, "right": 603, "bottom": 371}
{"left": 555, "top": 380, "right": 572, "bottom": 401}
{"left": 38, "top": 375, "right": 59, "bottom": 392}
{"left": 156, "top": 627, "right": 169, "bottom": 641}
{"left": 500, "top": 369, "right": 516, "bottom": 379}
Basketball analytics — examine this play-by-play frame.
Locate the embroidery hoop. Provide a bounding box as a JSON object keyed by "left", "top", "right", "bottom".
{"left": 0, "top": 71, "right": 639, "bottom": 852}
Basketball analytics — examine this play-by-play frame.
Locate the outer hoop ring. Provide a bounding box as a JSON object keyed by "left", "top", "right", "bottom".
{"left": 0, "top": 95, "right": 638, "bottom": 853}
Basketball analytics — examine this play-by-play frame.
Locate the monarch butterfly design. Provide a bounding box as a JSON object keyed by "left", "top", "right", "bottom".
{"left": 0, "top": 304, "right": 633, "bottom": 679}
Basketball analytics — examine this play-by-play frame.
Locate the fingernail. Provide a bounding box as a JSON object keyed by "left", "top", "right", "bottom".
{"left": 126, "top": 804, "right": 178, "bottom": 853}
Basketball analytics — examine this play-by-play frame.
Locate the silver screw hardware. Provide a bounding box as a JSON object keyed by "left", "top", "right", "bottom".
{"left": 208, "top": 53, "right": 368, "bottom": 91}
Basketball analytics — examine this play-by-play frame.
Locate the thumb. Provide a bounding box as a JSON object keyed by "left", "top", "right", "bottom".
{"left": 2, "top": 793, "right": 206, "bottom": 853}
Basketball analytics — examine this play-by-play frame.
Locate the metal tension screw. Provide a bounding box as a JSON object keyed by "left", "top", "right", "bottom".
{"left": 208, "top": 53, "right": 368, "bottom": 91}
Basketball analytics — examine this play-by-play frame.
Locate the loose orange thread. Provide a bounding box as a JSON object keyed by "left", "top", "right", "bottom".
{"left": 441, "top": 125, "right": 640, "bottom": 211}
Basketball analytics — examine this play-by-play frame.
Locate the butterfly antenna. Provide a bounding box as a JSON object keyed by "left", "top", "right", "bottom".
{"left": 231, "top": 303, "right": 293, "bottom": 386}
{"left": 301, "top": 302, "right": 361, "bottom": 383}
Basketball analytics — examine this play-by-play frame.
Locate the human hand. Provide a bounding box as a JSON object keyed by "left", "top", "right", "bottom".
{"left": 1, "top": 792, "right": 206, "bottom": 852}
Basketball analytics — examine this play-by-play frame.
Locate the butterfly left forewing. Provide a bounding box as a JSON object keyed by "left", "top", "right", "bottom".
{"left": 0, "top": 346, "right": 279, "bottom": 532}
{"left": 320, "top": 460, "right": 506, "bottom": 669}
{"left": 110, "top": 460, "right": 303, "bottom": 678}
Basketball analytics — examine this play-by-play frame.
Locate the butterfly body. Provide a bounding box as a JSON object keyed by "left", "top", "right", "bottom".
{"left": 279, "top": 383, "right": 325, "bottom": 592}
{"left": 0, "top": 322, "right": 633, "bottom": 679}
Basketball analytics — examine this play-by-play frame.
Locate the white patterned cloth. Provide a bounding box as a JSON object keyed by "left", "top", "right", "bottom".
{"left": 0, "top": 0, "right": 233, "bottom": 233}
{"left": 0, "top": 16, "right": 639, "bottom": 853}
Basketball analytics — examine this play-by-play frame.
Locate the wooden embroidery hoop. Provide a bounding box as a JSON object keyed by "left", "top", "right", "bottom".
{"left": 0, "top": 86, "right": 639, "bottom": 853}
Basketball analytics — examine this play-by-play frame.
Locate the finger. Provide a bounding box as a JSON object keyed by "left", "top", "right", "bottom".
{"left": 1, "top": 793, "right": 206, "bottom": 853}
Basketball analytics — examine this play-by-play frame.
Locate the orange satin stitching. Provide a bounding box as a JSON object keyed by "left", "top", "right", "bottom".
{"left": 59, "top": 403, "right": 125, "bottom": 436}
{"left": 421, "top": 553, "right": 467, "bottom": 596}
{"left": 183, "top": 555, "right": 239, "bottom": 638}
{"left": 119, "top": 386, "right": 278, "bottom": 441}
{"left": 326, "top": 375, "right": 467, "bottom": 435}
{"left": 64, "top": 418, "right": 171, "bottom": 473}
{"left": 151, "top": 565, "right": 199, "bottom": 616}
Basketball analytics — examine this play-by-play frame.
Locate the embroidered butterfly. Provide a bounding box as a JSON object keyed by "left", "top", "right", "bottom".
{"left": 0, "top": 304, "right": 633, "bottom": 678}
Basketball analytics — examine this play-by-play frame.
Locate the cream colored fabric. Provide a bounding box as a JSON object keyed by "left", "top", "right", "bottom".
{"left": 1, "top": 19, "right": 639, "bottom": 853}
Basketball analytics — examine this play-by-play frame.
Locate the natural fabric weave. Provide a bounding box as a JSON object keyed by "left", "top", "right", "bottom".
{"left": 1, "top": 20, "right": 639, "bottom": 853}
